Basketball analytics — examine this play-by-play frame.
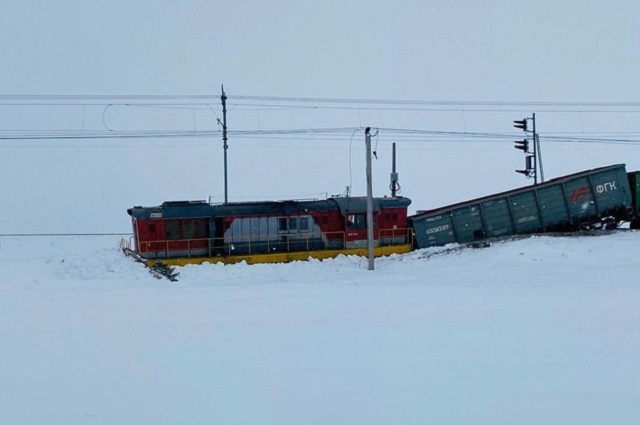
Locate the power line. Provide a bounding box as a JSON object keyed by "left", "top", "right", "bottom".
{"left": 0, "top": 94, "right": 218, "bottom": 101}
{"left": 0, "top": 130, "right": 220, "bottom": 140}
{"left": 229, "top": 95, "right": 640, "bottom": 108}
{"left": 0, "top": 233, "right": 132, "bottom": 237}
{"left": 228, "top": 101, "right": 640, "bottom": 114}
{"left": 2, "top": 125, "right": 640, "bottom": 146}
{"left": 3, "top": 93, "right": 640, "bottom": 108}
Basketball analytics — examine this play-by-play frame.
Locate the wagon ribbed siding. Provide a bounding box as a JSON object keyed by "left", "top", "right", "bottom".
{"left": 408, "top": 164, "right": 634, "bottom": 249}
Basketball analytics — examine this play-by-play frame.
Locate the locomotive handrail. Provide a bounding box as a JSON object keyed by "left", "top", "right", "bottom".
{"left": 137, "top": 226, "right": 412, "bottom": 259}
{"left": 378, "top": 227, "right": 412, "bottom": 246}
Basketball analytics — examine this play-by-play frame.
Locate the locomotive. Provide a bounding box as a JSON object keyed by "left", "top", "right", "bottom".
{"left": 127, "top": 195, "right": 412, "bottom": 265}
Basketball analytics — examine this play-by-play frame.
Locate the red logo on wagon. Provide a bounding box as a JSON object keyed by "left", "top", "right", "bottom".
{"left": 569, "top": 186, "right": 589, "bottom": 203}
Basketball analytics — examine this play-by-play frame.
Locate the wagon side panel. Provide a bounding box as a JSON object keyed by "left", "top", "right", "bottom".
{"left": 537, "top": 184, "right": 571, "bottom": 231}
{"left": 509, "top": 192, "right": 543, "bottom": 234}
{"left": 589, "top": 167, "right": 633, "bottom": 219}
{"left": 452, "top": 206, "right": 485, "bottom": 243}
{"left": 481, "top": 198, "right": 514, "bottom": 237}
{"left": 411, "top": 214, "right": 456, "bottom": 248}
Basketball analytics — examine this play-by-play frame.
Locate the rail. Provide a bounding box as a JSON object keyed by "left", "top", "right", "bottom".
{"left": 134, "top": 228, "right": 413, "bottom": 259}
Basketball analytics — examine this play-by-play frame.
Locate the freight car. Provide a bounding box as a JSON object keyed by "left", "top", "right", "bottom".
{"left": 126, "top": 196, "right": 412, "bottom": 265}
{"left": 408, "top": 164, "right": 638, "bottom": 249}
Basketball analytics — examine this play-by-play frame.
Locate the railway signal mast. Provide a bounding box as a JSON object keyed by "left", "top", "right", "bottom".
{"left": 221, "top": 85, "right": 229, "bottom": 203}
{"left": 513, "top": 114, "right": 544, "bottom": 184}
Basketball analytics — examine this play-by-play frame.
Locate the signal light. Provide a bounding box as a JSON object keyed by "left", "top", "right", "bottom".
{"left": 515, "top": 169, "right": 530, "bottom": 176}
{"left": 513, "top": 119, "right": 528, "bottom": 131}
{"left": 514, "top": 139, "right": 529, "bottom": 152}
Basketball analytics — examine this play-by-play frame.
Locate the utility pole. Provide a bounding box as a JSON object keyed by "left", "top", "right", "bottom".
{"left": 532, "top": 113, "right": 537, "bottom": 185}
{"left": 533, "top": 113, "right": 545, "bottom": 183}
{"left": 221, "top": 85, "right": 229, "bottom": 203}
{"left": 365, "top": 127, "right": 375, "bottom": 271}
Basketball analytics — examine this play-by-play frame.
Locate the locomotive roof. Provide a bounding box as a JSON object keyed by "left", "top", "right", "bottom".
{"left": 127, "top": 201, "right": 212, "bottom": 219}
{"left": 330, "top": 196, "right": 411, "bottom": 214}
{"left": 211, "top": 199, "right": 336, "bottom": 216}
{"left": 128, "top": 196, "right": 411, "bottom": 219}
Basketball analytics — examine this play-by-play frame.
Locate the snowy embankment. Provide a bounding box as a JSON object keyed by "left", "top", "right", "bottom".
{"left": 1, "top": 233, "right": 639, "bottom": 425}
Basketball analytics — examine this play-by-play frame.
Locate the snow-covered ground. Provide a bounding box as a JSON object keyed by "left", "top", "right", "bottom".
{"left": 1, "top": 233, "right": 639, "bottom": 425}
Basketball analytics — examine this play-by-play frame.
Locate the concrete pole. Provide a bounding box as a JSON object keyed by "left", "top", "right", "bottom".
{"left": 365, "top": 127, "right": 375, "bottom": 271}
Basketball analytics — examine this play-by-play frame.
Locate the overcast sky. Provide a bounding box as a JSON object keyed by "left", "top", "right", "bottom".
{"left": 1, "top": 1, "right": 639, "bottom": 233}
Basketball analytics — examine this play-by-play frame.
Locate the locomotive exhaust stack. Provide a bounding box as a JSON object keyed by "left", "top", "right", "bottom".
{"left": 390, "top": 142, "right": 400, "bottom": 197}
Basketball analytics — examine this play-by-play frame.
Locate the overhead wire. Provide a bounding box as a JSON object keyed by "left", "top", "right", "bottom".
{"left": 228, "top": 94, "right": 640, "bottom": 108}
{"left": 3, "top": 127, "right": 640, "bottom": 145}
{"left": 2, "top": 93, "right": 640, "bottom": 146}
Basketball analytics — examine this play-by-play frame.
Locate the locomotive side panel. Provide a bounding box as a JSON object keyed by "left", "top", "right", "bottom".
{"left": 163, "top": 217, "right": 210, "bottom": 258}
{"left": 133, "top": 217, "right": 167, "bottom": 257}
{"left": 222, "top": 214, "right": 327, "bottom": 255}
{"left": 378, "top": 206, "right": 411, "bottom": 245}
{"left": 324, "top": 209, "right": 350, "bottom": 249}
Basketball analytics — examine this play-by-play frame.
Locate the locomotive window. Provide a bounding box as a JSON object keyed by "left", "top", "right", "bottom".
{"left": 183, "top": 219, "right": 208, "bottom": 239}
{"left": 183, "top": 220, "right": 196, "bottom": 239}
{"left": 322, "top": 215, "right": 328, "bottom": 224}
{"left": 289, "top": 217, "right": 298, "bottom": 232}
{"left": 194, "top": 219, "right": 208, "bottom": 239}
{"left": 299, "top": 216, "right": 309, "bottom": 231}
{"left": 347, "top": 214, "right": 367, "bottom": 229}
{"left": 278, "top": 217, "right": 288, "bottom": 232}
{"left": 148, "top": 223, "right": 156, "bottom": 233}
{"left": 166, "top": 220, "right": 181, "bottom": 240}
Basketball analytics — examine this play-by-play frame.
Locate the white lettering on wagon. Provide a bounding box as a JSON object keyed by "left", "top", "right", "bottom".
{"left": 426, "top": 224, "right": 450, "bottom": 234}
{"left": 596, "top": 181, "right": 617, "bottom": 194}
{"left": 516, "top": 215, "right": 537, "bottom": 224}
{"left": 150, "top": 212, "right": 163, "bottom": 218}
{"left": 425, "top": 215, "right": 443, "bottom": 222}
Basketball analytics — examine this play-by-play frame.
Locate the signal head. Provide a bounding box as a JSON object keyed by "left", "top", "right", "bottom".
{"left": 513, "top": 119, "right": 528, "bottom": 131}
{"left": 514, "top": 139, "right": 529, "bottom": 152}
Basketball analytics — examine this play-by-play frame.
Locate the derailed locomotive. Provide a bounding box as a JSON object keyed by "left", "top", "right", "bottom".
{"left": 127, "top": 196, "right": 412, "bottom": 265}
{"left": 126, "top": 163, "right": 640, "bottom": 267}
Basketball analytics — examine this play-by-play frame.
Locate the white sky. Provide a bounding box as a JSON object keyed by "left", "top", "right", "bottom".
{"left": 1, "top": 1, "right": 639, "bottom": 233}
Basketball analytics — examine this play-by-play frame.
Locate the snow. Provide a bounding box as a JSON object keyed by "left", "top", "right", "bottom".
{"left": 1, "top": 233, "right": 639, "bottom": 424}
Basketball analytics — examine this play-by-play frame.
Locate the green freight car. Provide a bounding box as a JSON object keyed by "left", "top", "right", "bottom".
{"left": 627, "top": 170, "right": 640, "bottom": 229}
{"left": 408, "top": 164, "right": 636, "bottom": 249}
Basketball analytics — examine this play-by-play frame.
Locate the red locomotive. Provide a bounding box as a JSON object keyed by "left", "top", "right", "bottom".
{"left": 127, "top": 195, "right": 412, "bottom": 265}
